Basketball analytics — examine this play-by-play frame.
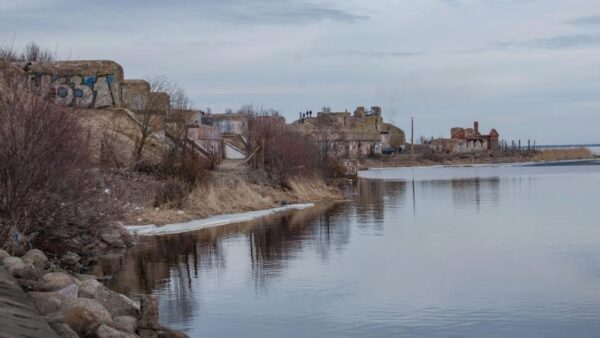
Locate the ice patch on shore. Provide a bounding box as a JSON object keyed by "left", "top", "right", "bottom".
{"left": 126, "top": 203, "right": 315, "bottom": 236}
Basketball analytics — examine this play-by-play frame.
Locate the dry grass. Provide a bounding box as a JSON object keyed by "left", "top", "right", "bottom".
{"left": 533, "top": 148, "right": 592, "bottom": 161}
{"left": 287, "top": 176, "right": 342, "bottom": 201}
{"left": 187, "top": 176, "right": 277, "bottom": 217}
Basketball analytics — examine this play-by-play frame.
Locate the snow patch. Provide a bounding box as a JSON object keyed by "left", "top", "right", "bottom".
{"left": 126, "top": 203, "right": 315, "bottom": 236}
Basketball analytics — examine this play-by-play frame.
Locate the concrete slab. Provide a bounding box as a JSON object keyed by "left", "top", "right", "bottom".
{"left": 0, "top": 267, "right": 59, "bottom": 338}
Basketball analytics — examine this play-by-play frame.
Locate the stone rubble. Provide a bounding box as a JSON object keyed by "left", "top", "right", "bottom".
{"left": 0, "top": 248, "right": 188, "bottom": 338}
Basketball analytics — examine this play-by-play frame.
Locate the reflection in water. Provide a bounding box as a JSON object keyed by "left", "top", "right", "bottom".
{"left": 101, "top": 203, "right": 351, "bottom": 303}
{"left": 100, "top": 164, "right": 600, "bottom": 337}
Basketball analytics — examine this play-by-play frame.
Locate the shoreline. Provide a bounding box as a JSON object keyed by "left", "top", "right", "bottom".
{"left": 362, "top": 157, "right": 600, "bottom": 171}
{"left": 126, "top": 203, "right": 316, "bottom": 236}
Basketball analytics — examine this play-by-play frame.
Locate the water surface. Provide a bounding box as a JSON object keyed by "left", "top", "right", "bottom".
{"left": 104, "top": 162, "right": 600, "bottom": 337}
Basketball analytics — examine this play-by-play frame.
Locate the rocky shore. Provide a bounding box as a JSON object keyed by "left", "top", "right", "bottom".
{"left": 0, "top": 248, "right": 187, "bottom": 338}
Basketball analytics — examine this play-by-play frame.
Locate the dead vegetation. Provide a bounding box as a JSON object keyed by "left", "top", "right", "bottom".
{"left": 0, "top": 76, "right": 121, "bottom": 254}
{"left": 533, "top": 148, "right": 593, "bottom": 161}
{"left": 126, "top": 169, "right": 342, "bottom": 225}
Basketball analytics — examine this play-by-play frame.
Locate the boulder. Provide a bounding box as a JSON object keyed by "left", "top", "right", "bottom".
{"left": 40, "top": 272, "right": 81, "bottom": 291}
{"left": 114, "top": 315, "right": 138, "bottom": 334}
{"left": 138, "top": 295, "right": 160, "bottom": 330}
{"left": 159, "top": 326, "right": 189, "bottom": 338}
{"left": 63, "top": 298, "right": 113, "bottom": 336}
{"left": 0, "top": 248, "right": 9, "bottom": 262}
{"left": 73, "top": 273, "right": 97, "bottom": 282}
{"left": 100, "top": 230, "right": 127, "bottom": 249}
{"left": 18, "top": 278, "right": 53, "bottom": 292}
{"left": 2, "top": 256, "right": 23, "bottom": 269}
{"left": 79, "top": 279, "right": 140, "bottom": 318}
{"left": 60, "top": 252, "right": 81, "bottom": 271}
{"left": 96, "top": 324, "right": 138, "bottom": 338}
{"left": 8, "top": 261, "right": 39, "bottom": 280}
{"left": 49, "top": 322, "right": 79, "bottom": 338}
{"left": 78, "top": 279, "right": 103, "bottom": 298}
{"left": 22, "top": 248, "right": 49, "bottom": 270}
{"left": 29, "top": 284, "right": 79, "bottom": 315}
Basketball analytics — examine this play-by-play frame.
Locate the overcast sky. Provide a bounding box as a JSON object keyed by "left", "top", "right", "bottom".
{"left": 1, "top": 0, "right": 599, "bottom": 144}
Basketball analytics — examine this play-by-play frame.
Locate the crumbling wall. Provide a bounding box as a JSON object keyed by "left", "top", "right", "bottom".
{"left": 23, "top": 61, "right": 124, "bottom": 109}
{"left": 122, "top": 79, "right": 150, "bottom": 111}
{"left": 187, "top": 124, "right": 223, "bottom": 158}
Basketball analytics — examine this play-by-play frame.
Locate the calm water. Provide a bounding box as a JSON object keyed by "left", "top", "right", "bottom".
{"left": 103, "top": 161, "right": 600, "bottom": 337}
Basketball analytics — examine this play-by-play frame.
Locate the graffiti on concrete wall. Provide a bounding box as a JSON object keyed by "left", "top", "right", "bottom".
{"left": 29, "top": 74, "right": 117, "bottom": 109}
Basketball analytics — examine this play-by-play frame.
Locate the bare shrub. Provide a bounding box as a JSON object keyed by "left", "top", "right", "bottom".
{"left": 154, "top": 179, "right": 187, "bottom": 209}
{"left": 0, "top": 79, "right": 116, "bottom": 253}
{"left": 247, "top": 115, "right": 322, "bottom": 184}
{"left": 0, "top": 41, "right": 55, "bottom": 62}
{"left": 146, "top": 75, "right": 193, "bottom": 110}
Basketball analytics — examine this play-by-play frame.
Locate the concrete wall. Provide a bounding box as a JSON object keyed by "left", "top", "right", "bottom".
{"left": 122, "top": 79, "right": 150, "bottom": 111}
{"left": 187, "top": 124, "right": 223, "bottom": 158}
{"left": 24, "top": 61, "right": 124, "bottom": 109}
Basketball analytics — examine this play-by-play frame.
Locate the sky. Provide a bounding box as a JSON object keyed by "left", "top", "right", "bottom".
{"left": 1, "top": 0, "right": 599, "bottom": 144}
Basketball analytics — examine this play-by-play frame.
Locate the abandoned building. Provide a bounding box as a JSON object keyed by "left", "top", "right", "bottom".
{"left": 431, "top": 121, "right": 499, "bottom": 153}
{"left": 291, "top": 106, "right": 406, "bottom": 157}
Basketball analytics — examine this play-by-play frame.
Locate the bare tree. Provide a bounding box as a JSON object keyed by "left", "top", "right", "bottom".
{"left": 21, "top": 42, "right": 55, "bottom": 62}
{"left": 0, "top": 76, "right": 116, "bottom": 253}
{"left": 0, "top": 41, "right": 55, "bottom": 62}
{"left": 146, "top": 75, "right": 193, "bottom": 110}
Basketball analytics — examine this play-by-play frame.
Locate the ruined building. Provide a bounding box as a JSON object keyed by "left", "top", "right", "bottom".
{"left": 291, "top": 106, "right": 406, "bottom": 157}
{"left": 1, "top": 60, "right": 222, "bottom": 162}
{"left": 200, "top": 112, "right": 286, "bottom": 160}
{"left": 431, "top": 121, "right": 499, "bottom": 153}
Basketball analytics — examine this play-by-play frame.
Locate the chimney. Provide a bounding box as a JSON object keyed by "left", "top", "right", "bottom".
{"left": 474, "top": 121, "right": 479, "bottom": 134}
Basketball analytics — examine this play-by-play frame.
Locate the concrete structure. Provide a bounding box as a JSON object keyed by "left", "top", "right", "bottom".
{"left": 122, "top": 79, "right": 151, "bottom": 111}
{"left": 291, "top": 106, "right": 405, "bottom": 158}
{"left": 0, "top": 267, "right": 60, "bottom": 338}
{"left": 201, "top": 113, "right": 248, "bottom": 135}
{"left": 23, "top": 60, "right": 124, "bottom": 109}
{"left": 431, "top": 121, "right": 499, "bottom": 153}
{"left": 187, "top": 123, "right": 223, "bottom": 158}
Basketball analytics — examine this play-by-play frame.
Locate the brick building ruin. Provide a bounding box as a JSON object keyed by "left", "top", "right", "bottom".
{"left": 431, "top": 121, "right": 499, "bottom": 153}
{"left": 291, "top": 106, "right": 406, "bottom": 158}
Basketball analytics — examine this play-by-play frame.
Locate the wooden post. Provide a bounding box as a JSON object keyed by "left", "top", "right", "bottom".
{"left": 410, "top": 116, "right": 414, "bottom": 155}
{"left": 261, "top": 138, "right": 265, "bottom": 169}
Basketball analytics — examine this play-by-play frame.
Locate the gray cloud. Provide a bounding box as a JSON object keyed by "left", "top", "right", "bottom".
{"left": 315, "top": 50, "right": 423, "bottom": 58}
{"left": 450, "top": 34, "right": 600, "bottom": 54}
{"left": 526, "top": 34, "right": 600, "bottom": 49}
{"left": 565, "top": 16, "right": 600, "bottom": 26}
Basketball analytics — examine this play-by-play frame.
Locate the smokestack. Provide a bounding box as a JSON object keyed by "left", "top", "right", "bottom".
{"left": 474, "top": 121, "right": 479, "bottom": 133}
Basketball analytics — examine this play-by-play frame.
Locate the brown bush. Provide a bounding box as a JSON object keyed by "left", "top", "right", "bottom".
{"left": 247, "top": 114, "right": 331, "bottom": 184}
{"left": 0, "top": 79, "right": 117, "bottom": 253}
{"left": 154, "top": 179, "right": 188, "bottom": 209}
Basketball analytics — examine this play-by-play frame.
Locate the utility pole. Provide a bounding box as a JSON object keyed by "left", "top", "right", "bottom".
{"left": 411, "top": 116, "right": 414, "bottom": 154}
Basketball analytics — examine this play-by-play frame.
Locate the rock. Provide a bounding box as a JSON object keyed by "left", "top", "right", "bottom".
{"left": 18, "top": 278, "right": 52, "bottom": 292}
{"left": 60, "top": 252, "right": 81, "bottom": 271}
{"left": 159, "top": 326, "right": 189, "bottom": 338}
{"left": 40, "top": 272, "right": 81, "bottom": 291}
{"left": 0, "top": 248, "right": 9, "bottom": 262}
{"left": 49, "top": 322, "right": 79, "bottom": 338}
{"left": 96, "top": 324, "right": 138, "bottom": 338}
{"left": 22, "top": 249, "right": 48, "bottom": 270}
{"left": 100, "top": 230, "right": 126, "bottom": 249}
{"left": 2, "top": 256, "right": 23, "bottom": 269}
{"left": 114, "top": 315, "right": 138, "bottom": 333}
{"left": 8, "top": 261, "right": 39, "bottom": 280}
{"left": 73, "top": 273, "right": 97, "bottom": 282}
{"left": 63, "top": 298, "right": 112, "bottom": 336}
{"left": 79, "top": 279, "right": 140, "bottom": 318}
{"left": 78, "top": 279, "right": 103, "bottom": 298}
{"left": 29, "top": 284, "right": 79, "bottom": 315}
{"left": 139, "top": 295, "right": 160, "bottom": 330}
